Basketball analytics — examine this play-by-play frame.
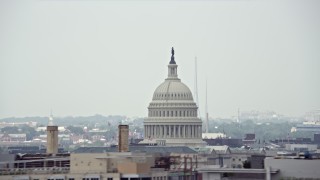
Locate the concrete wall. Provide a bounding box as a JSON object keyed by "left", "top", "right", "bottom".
{"left": 2, "top": 173, "right": 121, "bottom": 180}
{"left": 70, "top": 153, "right": 110, "bottom": 174}
{"left": 202, "top": 172, "right": 221, "bottom": 180}
{"left": 117, "top": 161, "right": 150, "bottom": 174}
{"left": 265, "top": 158, "right": 320, "bottom": 179}
{"left": 70, "top": 152, "right": 156, "bottom": 174}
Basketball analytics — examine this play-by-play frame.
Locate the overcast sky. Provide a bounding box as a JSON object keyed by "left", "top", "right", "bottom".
{"left": 0, "top": 0, "right": 319, "bottom": 119}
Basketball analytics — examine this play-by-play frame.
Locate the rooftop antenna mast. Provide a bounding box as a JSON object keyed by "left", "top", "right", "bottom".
{"left": 205, "top": 78, "right": 209, "bottom": 133}
{"left": 237, "top": 108, "right": 240, "bottom": 123}
{"left": 194, "top": 57, "right": 201, "bottom": 119}
{"left": 48, "top": 109, "right": 54, "bottom": 126}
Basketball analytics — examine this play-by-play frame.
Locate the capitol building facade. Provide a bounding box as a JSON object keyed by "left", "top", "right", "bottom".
{"left": 140, "top": 48, "right": 205, "bottom": 147}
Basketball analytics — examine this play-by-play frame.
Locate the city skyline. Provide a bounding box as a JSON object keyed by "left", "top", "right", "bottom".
{"left": 1, "top": 0, "right": 319, "bottom": 119}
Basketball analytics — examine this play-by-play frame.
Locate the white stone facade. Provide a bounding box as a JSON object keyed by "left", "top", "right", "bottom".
{"left": 140, "top": 48, "right": 205, "bottom": 147}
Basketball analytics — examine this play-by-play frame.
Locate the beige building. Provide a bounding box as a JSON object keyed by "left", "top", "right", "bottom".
{"left": 0, "top": 152, "right": 167, "bottom": 180}
{"left": 0, "top": 146, "right": 199, "bottom": 180}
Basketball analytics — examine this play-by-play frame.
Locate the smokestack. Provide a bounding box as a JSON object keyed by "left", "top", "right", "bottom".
{"left": 118, "top": 125, "right": 129, "bottom": 152}
{"left": 47, "top": 126, "right": 58, "bottom": 154}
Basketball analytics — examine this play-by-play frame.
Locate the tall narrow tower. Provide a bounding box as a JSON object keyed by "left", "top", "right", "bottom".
{"left": 118, "top": 125, "right": 129, "bottom": 152}
{"left": 237, "top": 108, "right": 240, "bottom": 123}
{"left": 194, "top": 57, "right": 200, "bottom": 118}
{"left": 47, "top": 113, "right": 58, "bottom": 154}
{"left": 205, "top": 79, "right": 209, "bottom": 133}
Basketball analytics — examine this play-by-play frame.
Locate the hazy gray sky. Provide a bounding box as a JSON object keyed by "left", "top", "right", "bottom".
{"left": 1, "top": 0, "right": 319, "bottom": 119}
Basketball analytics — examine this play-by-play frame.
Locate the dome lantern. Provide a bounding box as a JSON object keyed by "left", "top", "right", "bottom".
{"left": 167, "top": 47, "right": 178, "bottom": 79}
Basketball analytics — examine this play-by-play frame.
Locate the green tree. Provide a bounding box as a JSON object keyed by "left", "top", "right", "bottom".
{"left": 20, "top": 125, "right": 38, "bottom": 140}
{"left": 66, "top": 126, "right": 84, "bottom": 135}
{"left": 1, "top": 126, "right": 19, "bottom": 134}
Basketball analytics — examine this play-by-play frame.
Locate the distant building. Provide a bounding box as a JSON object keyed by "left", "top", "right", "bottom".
{"left": 36, "top": 126, "right": 66, "bottom": 132}
{"left": 243, "top": 133, "right": 255, "bottom": 145}
{"left": 0, "top": 121, "right": 37, "bottom": 128}
{"left": 202, "top": 133, "right": 226, "bottom": 139}
{"left": 140, "top": 48, "right": 205, "bottom": 147}
{"left": 0, "top": 133, "right": 26, "bottom": 142}
{"left": 314, "top": 133, "right": 320, "bottom": 144}
{"left": 203, "top": 138, "right": 243, "bottom": 147}
{"left": 285, "top": 144, "right": 317, "bottom": 152}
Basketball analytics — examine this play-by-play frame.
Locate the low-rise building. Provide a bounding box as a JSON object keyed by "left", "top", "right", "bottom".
{"left": 265, "top": 157, "right": 320, "bottom": 179}
{"left": 0, "top": 134, "right": 26, "bottom": 142}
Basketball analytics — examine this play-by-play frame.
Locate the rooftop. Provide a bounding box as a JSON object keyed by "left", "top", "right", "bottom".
{"left": 73, "top": 146, "right": 197, "bottom": 154}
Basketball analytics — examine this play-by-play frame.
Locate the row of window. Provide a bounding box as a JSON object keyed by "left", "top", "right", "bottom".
{"left": 148, "top": 110, "right": 197, "bottom": 117}
{"left": 41, "top": 177, "right": 107, "bottom": 180}
{"left": 38, "top": 176, "right": 164, "bottom": 180}
{"left": 153, "top": 92, "right": 192, "bottom": 100}
{"left": 149, "top": 103, "right": 196, "bottom": 107}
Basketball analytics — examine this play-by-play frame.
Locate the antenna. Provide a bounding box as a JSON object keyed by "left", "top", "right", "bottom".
{"left": 205, "top": 78, "right": 209, "bottom": 133}
{"left": 237, "top": 108, "right": 240, "bottom": 123}
{"left": 48, "top": 110, "right": 54, "bottom": 126}
{"left": 194, "top": 57, "right": 200, "bottom": 118}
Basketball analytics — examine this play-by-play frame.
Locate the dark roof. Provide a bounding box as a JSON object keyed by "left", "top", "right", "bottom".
{"left": 72, "top": 146, "right": 197, "bottom": 154}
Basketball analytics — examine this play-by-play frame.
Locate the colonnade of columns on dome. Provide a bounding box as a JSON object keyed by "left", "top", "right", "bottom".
{"left": 148, "top": 109, "right": 197, "bottom": 117}
{"left": 144, "top": 124, "right": 202, "bottom": 139}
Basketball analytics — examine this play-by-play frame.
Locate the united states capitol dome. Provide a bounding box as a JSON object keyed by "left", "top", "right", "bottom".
{"left": 140, "top": 47, "right": 205, "bottom": 147}
{"left": 151, "top": 47, "right": 194, "bottom": 102}
{"left": 152, "top": 80, "right": 194, "bottom": 101}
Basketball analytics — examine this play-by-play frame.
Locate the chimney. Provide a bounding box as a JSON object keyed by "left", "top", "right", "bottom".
{"left": 118, "top": 125, "right": 129, "bottom": 152}
{"left": 47, "top": 126, "right": 58, "bottom": 154}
